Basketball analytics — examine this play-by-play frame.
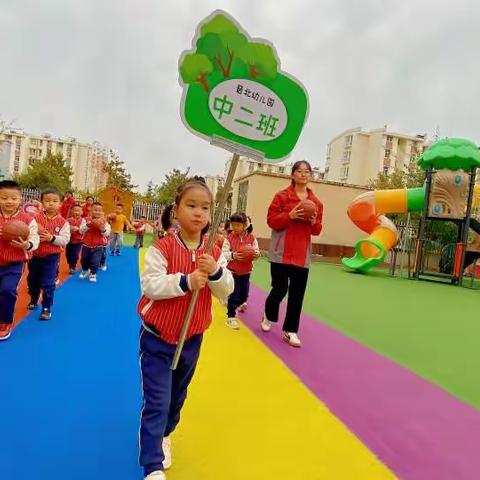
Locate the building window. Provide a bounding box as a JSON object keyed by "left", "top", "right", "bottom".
{"left": 345, "top": 135, "right": 353, "bottom": 147}
{"left": 248, "top": 162, "right": 255, "bottom": 173}
{"left": 342, "top": 150, "right": 351, "bottom": 162}
{"left": 386, "top": 136, "right": 393, "bottom": 142}
{"left": 237, "top": 181, "right": 249, "bottom": 212}
{"left": 267, "top": 165, "right": 273, "bottom": 173}
{"left": 279, "top": 166, "right": 285, "bottom": 174}
{"left": 384, "top": 149, "right": 391, "bottom": 158}
{"left": 383, "top": 167, "right": 389, "bottom": 175}
{"left": 340, "top": 165, "right": 349, "bottom": 180}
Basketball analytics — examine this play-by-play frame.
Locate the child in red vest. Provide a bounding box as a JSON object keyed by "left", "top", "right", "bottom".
{"left": 138, "top": 179, "right": 233, "bottom": 480}
{"left": 28, "top": 189, "right": 70, "bottom": 320}
{"left": 79, "top": 202, "right": 111, "bottom": 283}
{"left": 66, "top": 204, "right": 83, "bottom": 274}
{"left": 0, "top": 181, "right": 40, "bottom": 340}
{"left": 223, "top": 212, "right": 259, "bottom": 330}
{"left": 134, "top": 215, "right": 148, "bottom": 248}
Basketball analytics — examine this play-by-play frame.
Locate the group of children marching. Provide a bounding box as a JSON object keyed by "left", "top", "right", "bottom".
{"left": 1, "top": 176, "right": 262, "bottom": 480}
{"left": 0, "top": 180, "right": 147, "bottom": 340}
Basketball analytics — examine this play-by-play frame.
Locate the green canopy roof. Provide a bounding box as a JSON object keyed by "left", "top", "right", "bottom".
{"left": 417, "top": 138, "right": 480, "bottom": 171}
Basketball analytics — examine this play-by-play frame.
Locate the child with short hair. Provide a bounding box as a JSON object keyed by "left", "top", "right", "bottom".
{"left": 223, "top": 212, "right": 259, "bottom": 330}
{"left": 60, "top": 191, "right": 77, "bottom": 219}
{"left": 82, "top": 195, "right": 94, "bottom": 218}
{"left": 108, "top": 203, "right": 133, "bottom": 255}
{"left": 66, "top": 204, "right": 83, "bottom": 274}
{"left": 28, "top": 189, "right": 70, "bottom": 320}
{"left": 138, "top": 179, "right": 233, "bottom": 480}
{"left": 0, "top": 181, "right": 39, "bottom": 340}
{"left": 79, "top": 202, "right": 111, "bottom": 283}
{"left": 134, "top": 216, "right": 148, "bottom": 248}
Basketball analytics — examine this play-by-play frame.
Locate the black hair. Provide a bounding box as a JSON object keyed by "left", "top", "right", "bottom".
{"left": 174, "top": 178, "right": 212, "bottom": 205}
{"left": 0, "top": 180, "right": 21, "bottom": 192}
{"left": 140, "top": 215, "right": 147, "bottom": 219}
{"left": 40, "top": 188, "right": 60, "bottom": 201}
{"left": 291, "top": 160, "right": 313, "bottom": 185}
{"left": 246, "top": 215, "right": 253, "bottom": 234}
{"left": 85, "top": 195, "right": 94, "bottom": 201}
{"left": 92, "top": 201, "right": 103, "bottom": 207}
{"left": 225, "top": 219, "right": 232, "bottom": 233}
{"left": 161, "top": 204, "right": 174, "bottom": 231}
{"left": 230, "top": 212, "right": 247, "bottom": 224}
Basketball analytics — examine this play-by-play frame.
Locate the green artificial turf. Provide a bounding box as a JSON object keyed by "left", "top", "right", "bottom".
{"left": 251, "top": 259, "right": 480, "bottom": 409}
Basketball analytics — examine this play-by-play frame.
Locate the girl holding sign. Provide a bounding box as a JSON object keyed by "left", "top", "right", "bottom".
{"left": 137, "top": 178, "right": 233, "bottom": 479}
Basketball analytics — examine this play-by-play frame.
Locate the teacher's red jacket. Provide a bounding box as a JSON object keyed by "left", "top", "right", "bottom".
{"left": 267, "top": 185, "right": 323, "bottom": 268}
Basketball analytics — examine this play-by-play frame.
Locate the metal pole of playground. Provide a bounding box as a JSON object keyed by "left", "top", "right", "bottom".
{"left": 171, "top": 153, "right": 240, "bottom": 370}
{"left": 458, "top": 166, "right": 477, "bottom": 287}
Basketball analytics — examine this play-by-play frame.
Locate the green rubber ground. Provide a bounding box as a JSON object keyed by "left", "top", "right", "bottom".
{"left": 251, "top": 258, "right": 480, "bottom": 409}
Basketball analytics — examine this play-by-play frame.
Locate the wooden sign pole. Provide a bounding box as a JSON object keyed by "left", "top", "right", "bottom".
{"left": 171, "top": 153, "right": 240, "bottom": 370}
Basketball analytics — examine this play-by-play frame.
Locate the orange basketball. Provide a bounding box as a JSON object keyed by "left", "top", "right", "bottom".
{"left": 90, "top": 218, "right": 105, "bottom": 231}
{"left": 299, "top": 200, "right": 316, "bottom": 221}
{"left": 237, "top": 244, "right": 256, "bottom": 261}
{"left": 2, "top": 221, "right": 30, "bottom": 242}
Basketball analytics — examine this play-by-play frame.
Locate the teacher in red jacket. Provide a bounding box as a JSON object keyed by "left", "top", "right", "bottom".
{"left": 261, "top": 161, "right": 323, "bottom": 347}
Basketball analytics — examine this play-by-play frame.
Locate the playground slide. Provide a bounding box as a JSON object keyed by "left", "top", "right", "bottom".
{"left": 342, "top": 187, "right": 425, "bottom": 273}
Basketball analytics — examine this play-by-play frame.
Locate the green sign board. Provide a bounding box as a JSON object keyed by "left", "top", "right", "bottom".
{"left": 179, "top": 10, "right": 309, "bottom": 161}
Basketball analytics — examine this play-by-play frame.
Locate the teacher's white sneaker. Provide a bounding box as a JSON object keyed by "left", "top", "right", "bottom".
{"left": 260, "top": 315, "right": 272, "bottom": 332}
{"left": 283, "top": 332, "right": 302, "bottom": 347}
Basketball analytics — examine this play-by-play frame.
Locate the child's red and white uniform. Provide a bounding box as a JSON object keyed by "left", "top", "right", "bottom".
{"left": 223, "top": 232, "right": 260, "bottom": 275}
{"left": 0, "top": 209, "right": 39, "bottom": 339}
{"left": 138, "top": 232, "right": 234, "bottom": 344}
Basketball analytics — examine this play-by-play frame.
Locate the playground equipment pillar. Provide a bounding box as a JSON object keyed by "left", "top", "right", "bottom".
{"left": 413, "top": 166, "right": 433, "bottom": 279}
{"left": 456, "top": 167, "right": 477, "bottom": 285}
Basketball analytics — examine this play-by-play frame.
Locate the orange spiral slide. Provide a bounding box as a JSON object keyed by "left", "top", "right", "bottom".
{"left": 342, "top": 187, "right": 425, "bottom": 273}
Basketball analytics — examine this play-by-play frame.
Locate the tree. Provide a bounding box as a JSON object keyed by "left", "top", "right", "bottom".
{"left": 182, "top": 13, "right": 280, "bottom": 92}
{"left": 196, "top": 31, "right": 247, "bottom": 78}
{"left": 15, "top": 152, "right": 73, "bottom": 193}
{"left": 238, "top": 42, "right": 278, "bottom": 80}
{"left": 157, "top": 168, "right": 190, "bottom": 205}
{"left": 180, "top": 53, "right": 214, "bottom": 92}
{"left": 368, "top": 167, "right": 425, "bottom": 190}
{"left": 104, "top": 158, "right": 137, "bottom": 192}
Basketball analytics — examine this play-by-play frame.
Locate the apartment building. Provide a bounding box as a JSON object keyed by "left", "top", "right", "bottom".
{"left": 0, "top": 129, "right": 110, "bottom": 192}
{"left": 325, "top": 127, "right": 429, "bottom": 186}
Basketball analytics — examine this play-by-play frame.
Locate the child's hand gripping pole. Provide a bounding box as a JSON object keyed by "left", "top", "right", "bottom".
{"left": 171, "top": 153, "right": 240, "bottom": 370}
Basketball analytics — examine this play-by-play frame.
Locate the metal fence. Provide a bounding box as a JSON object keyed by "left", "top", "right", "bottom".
{"left": 19, "top": 188, "right": 232, "bottom": 224}
{"left": 131, "top": 201, "right": 163, "bottom": 222}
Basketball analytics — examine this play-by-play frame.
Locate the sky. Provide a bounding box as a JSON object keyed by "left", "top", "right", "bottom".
{"left": 1, "top": 0, "right": 480, "bottom": 191}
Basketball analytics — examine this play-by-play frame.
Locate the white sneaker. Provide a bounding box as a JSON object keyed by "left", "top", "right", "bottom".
{"left": 145, "top": 471, "right": 166, "bottom": 480}
{"left": 283, "top": 331, "right": 302, "bottom": 347}
{"left": 238, "top": 302, "right": 247, "bottom": 312}
{"left": 79, "top": 271, "right": 89, "bottom": 280}
{"left": 260, "top": 315, "right": 272, "bottom": 332}
{"left": 162, "top": 436, "right": 172, "bottom": 470}
{"left": 100, "top": 265, "right": 107, "bottom": 271}
{"left": 89, "top": 274, "right": 97, "bottom": 283}
{"left": 226, "top": 317, "right": 240, "bottom": 330}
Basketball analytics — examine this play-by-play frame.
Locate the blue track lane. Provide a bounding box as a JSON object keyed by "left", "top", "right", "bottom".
{"left": 0, "top": 248, "right": 143, "bottom": 480}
